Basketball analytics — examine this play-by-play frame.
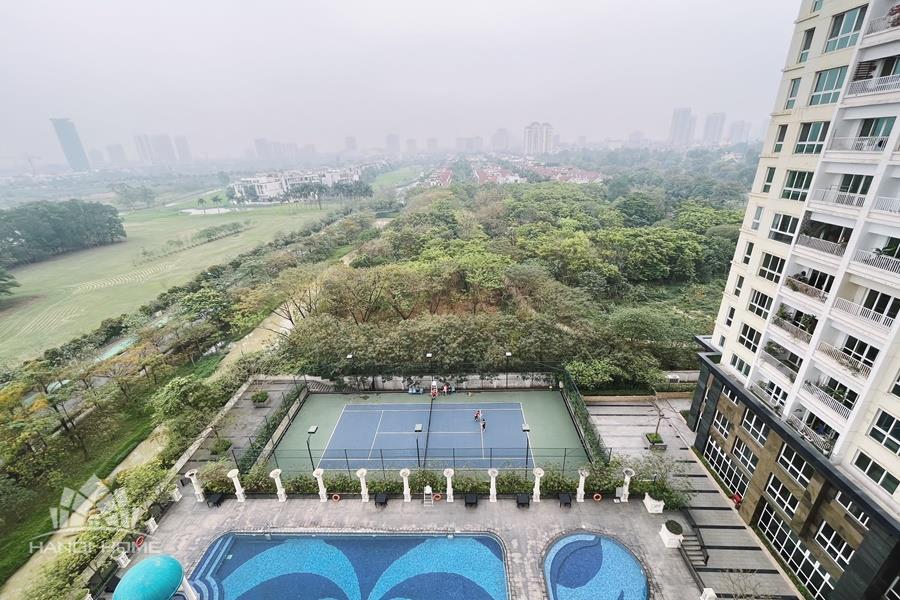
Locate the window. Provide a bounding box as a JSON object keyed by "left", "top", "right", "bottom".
{"left": 739, "top": 323, "right": 761, "bottom": 353}
{"left": 757, "top": 502, "right": 834, "bottom": 599}
{"left": 815, "top": 522, "right": 854, "bottom": 570}
{"left": 795, "top": 121, "right": 829, "bottom": 154}
{"left": 892, "top": 371, "right": 900, "bottom": 397}
{"left": 886, "top": 576, "right": 900, "bottom": 600}
{"left": 750, "top": 206, "right": 763, "bottom": 230}
{"left": 825, "top": 6, "right": 866, "bottom": 53}
{"left": 724, "top": 387, "right": 740, "bottom": 405}
{"left": 842, "top": 335, "right": 879, "bottom": 367}
{"left": 725, "top": 306, "right": 736, "bottom": 326}
{"left": 859, "top": 117, "right": 895, "bottom": 146}
{"left": 733, "top": 275, "right": 745, "bottom": 296}
{"left": 704, "top": 438, "right": 749, "bottom": 496}
{"left": 854, "top": 451, "right": 899, "bottom": 494}
{"left": 778, "top": 444, "right": 814, "bottom": 486}
{"left": 742, "top": 241, "right": 755, "bottom": 264}
{"left": 785, "top": 78, "right": 801, "bottom": 109}
{"left": 869, "top": 410, "right": 900, "bottom": 455}
{"left": 798, "top": 28, "right": 815, "bottom": 63}
{"left": 730, "top": 354, "right": 750, "bottom": 378}
{"left": 862, "top": 289, "right": 900, "bottom": 321}
{"left": 834, "top": 491, "right": 869, "bottom": 528}
{"left": 732, "top": 438, "right": 758, "bottom": 473}
{"left": 759, "top": 253, "right": 785, "bottom": 282}
{"left": 838, "top": 173, "right": 872, "bottom": 195}
{"left": 811, "top": 0, "right": 823, "bottom": 11}
{"left": 766, "top": 473, "right": 799, "bottom": 516}
{"left": 717, "top": 335, "right": 725, "bottom": 348}
{"left": 748, "top": 289, "right": 773, "bottom": 318}
{"left": 782, "top": 170, "right": 813, "bottom": 201}
{"left": 774, "top": 124, "right": 788, "bottom": 153}
{"left": 742, "top": 410, "right": 769, "bottom": 446}
{"left": 809, "top": 67, "right": 847, "bottom": 105}
{"left": 761, "top": 167, "right": 776, "bottom": 193}
{"left": 762, "top": 380, "right": 789, "bottom": 411}
{"left": 713, "top": 410, "right": 731, "bottom": 438}
{"left": 770, "top": 213, "right": 799, "bottom": 244}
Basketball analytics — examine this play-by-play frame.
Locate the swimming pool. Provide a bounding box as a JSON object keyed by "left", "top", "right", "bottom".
{"left": 190, "top": 532, "right": 508, "bottom": 600}
{"left": 544, "top": 533, "right": 648, "bottom": 600}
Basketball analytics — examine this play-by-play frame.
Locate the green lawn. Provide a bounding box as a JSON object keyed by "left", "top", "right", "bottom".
{"left": 372, "top": 166, "right": 421, "bottom": 193}
{"left": 0, "top": 198, "right": 333, "bottom": 365}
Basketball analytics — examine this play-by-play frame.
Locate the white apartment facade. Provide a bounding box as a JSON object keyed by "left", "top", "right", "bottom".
{"left": 689, "top": 1, "right": 900, "bottom": 599}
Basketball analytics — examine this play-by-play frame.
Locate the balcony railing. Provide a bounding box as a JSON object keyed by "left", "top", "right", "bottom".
{"left": 829, "top": 136, "right": 890, "bottom": 152}
{"left": 846, "top": 74, "right": 900, "bottom": 97}
{"left": 810, "top": 189, "right": 867, "bottom": 209}
{"left": 796, "top": 234, "right": 847, "bottom": 257}
{"left": 783, "top": 277, "right": 829, "bottom": 302}
{"left": 853, "top": 249, "right": 900, "bottom": 276}
{"left": 832, "top": 297, "right": 895, "bottom": 329}
{"left": 817, "top": 341, "right": 873, "bottom": 379}
{"left": 786, "top": 414, "right": 835, "bottom": 457}
{"left": 772, "top": 317, "right": 813, "bottom": 343}
{"left": 761, "top": 350, "right": 799, "bottom": 382}
{"left": 800, "top": 382, "right": 852, "bottom": 420}
{"left": 873, "top": 196, "right": 900, "bottom": 215}
{"left": 749, "top": 383, "right": 784, "bottom": 415}
{"left": 867, "top": 14, "right": 900, "bottom": 35}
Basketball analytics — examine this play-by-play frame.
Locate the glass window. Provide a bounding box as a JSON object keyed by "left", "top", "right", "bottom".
{"left": 704, "top": 438, "right": 749, "bottom": 496}
{"left": 748, "top": 289, "right": 773, "bottom": 318}
{"left": 795, "top": 121, "right": 829, "bottom": 154}
{"left": 725, "top": 306, "right": 735, "bottom": 326}
{"left": 734, "top": 275, "right": 745, "bottom": 296}
{"left": 842, "top": 335, "right": 879, "bottom": 367}
{"left": 757, "top": 503, "right": 834, "bottom": 598}
{"left": 799, "top": 28, "right": 815, "bottom": 63}
{"left": 869, "top": 410, "right": 900, "bottom": 455}
{"left": 718, "top": 335, "right": 725, "bottom": 348}
{"left": 815, "top": 521, "right": 855, "bottom": 571}
{"left": 825, "top": 6, "right": 867, "bottom": 53}
{"left": 839, "top": 173, "right": 872, "bottom": 195}
{"left": 859, "top": 116, "right": 895, "bottom": 141}
{"left": 774, "top": 124, "right": 788, "bottom": 153}
{"left": 810, "top": 67, "right": 847, "bottom": 105}
{"left": 782, "top": 170, "right": 814, "bottom": 201}
{"left": 811, "top": 0, "right": 823, "bottom": 11}
{"left": 742, "top": 410, "right": 769, "bottom": 446}
{"left": 762, "top": 167, "right": 776, "bottom": 193}
{"left": 730, "top": 354, "right": 751, "bottom": 378}
{"left": 739, "top": 323, "right": 761, "bottom": 353}
{"left": 759, "top": 253, "right": 785, "bottom": 282}
{"left": 724, "top": 387, "right": 740, "bottom": 405}
{"left": 751, "top": 206, "right": 763, "bottom": 230}
{"left": 733, "top": 438, "right": 758, "bottom": 473}
{"left": 770, "top": 213, "right": 799, "bottom": 244}
{"left": 778, "top": 444, "right": 814, "bottom": 486}
{"left": 713, "top": 410, "right": 731, "bottom": 439}
{"left": 742, "top": 241, "right": 755, "bottom": 265}
{"left": 785, "top": 78, "right": 801, "bottom": 109}
{"left": 854, "top": 451, "right": 900, "bottom": 494}
{"left": 834, "top": 491, "right": 869, "bottom": 528}
{"left": 892, "top": 371, "right": 900, "bottom": 397}
{"left": 885, "top": 575, "right": 900, "bottom": 600}
{"left": 766, "top": 473, "right": 799, "bottom": 516}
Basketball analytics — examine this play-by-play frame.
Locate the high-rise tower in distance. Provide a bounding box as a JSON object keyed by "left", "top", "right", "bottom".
{"left": 50, "top": 118, "right": 90, "bottom": 171}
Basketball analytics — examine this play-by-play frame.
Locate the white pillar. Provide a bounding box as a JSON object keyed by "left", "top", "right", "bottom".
{"left": 488, "top": 468, "right": 499, "bottom": 503}
{"left": 443, "top": 468, "right": 454, "bottom": 503}
{"left": 170, "top": 487, "right": 183, "bottom": 502}
{"left": 532, "top": 468, "right": 544, "bottom": 503}
{"left": 622, "top": 467, "right": 635, "bottom": 503}
{"left": 113, "top": 547, "right": 130, "bottom": 568}
{"left": 400, "top": 468, "right": 411, "bottom": 502}
{"left": 313, "top": 468, "right": 327, "bottom": 502}
{"left": 356, "top": 468, "right": 369, "bottom": 502}
{"left": 181, "top": 577, "right": 200, "bottom": 600}
{"left": 227, "top": 469, "right": 246, "bottom": 503}
{"left": 185, "top": 469, "right": 204, "bottom": 503}
{"left": 270, "top": 468, "right": 287, "bottom": 502}
{"left": 145, "top": 517, "right": 158, "bottom": 533}
{"left": 576, "top": 468, "right": 589, "bottom": 503}
{"left": 700, "top": 588, "right": 717, "bottom": 600}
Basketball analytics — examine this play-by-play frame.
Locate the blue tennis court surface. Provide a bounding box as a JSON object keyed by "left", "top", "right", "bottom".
{"left": 318, "top": 402, "right": 533, "bottom": 470}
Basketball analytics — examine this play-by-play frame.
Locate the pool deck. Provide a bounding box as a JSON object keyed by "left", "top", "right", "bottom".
{"left": 144, "top": 493, "right": 697, "bottom": 599}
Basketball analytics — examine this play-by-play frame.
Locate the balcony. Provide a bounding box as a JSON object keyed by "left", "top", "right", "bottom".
{"left": 846, "top": 74, "right": 900, "bottom": 97}
{"left": 810, "top": 189, "right": 868, "bottom": 210}
{"left": 771, "top": 316, "right": 813, "bottom": 344}
{"left": 783, "top": 277, "right": 829, "bottom": 302}
{"left": 832, "top": 297, "right": 895, "bottom": 329}
{"left": 866, "top": 13, "right": 900, "bottom": 36}
{"left": 786, "top": 414, "right": 835, "bottom": 457}
{"left": 796, "top": 234, "right": 846, "bottom": 257}
{"left": 852, "top": 249, "right": 900, "bottom": 277}
{"left": 817, "top": 341, "right": 872, "bottom": 379}
{"left": 872, "top": 196, "right": 900, "bottom": 216}
{"left": 749, "top": 382, "right": 784, "bottom": 415}
{"left": 800, "top": 382, "right": 852, "bottom": 420}
{"left": 829, "top": 136, "right": 890, "bottom": 152}
{"left": 761, "top": 349, "right": 799, "bottom": 383}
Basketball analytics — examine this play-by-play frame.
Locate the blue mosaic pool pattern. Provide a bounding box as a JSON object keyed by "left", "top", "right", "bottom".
{"left": 544, "top": 533, "right": 648, "bottom": 600}
{"left": 190, "top": 533, "right": 508, "bottom": 600}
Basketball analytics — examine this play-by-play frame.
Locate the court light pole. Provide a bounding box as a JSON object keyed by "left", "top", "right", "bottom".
{"left": 522, "top": 423, "right": 530, "bottom": 477}
{"left": 306, "top": 425, "right": 318, "bottom": 470}
{"left": 415, "top": 423, "right": 423, "bottom": 467}
{"left": 505, "top": 351, "right": 512, "bottom": 389}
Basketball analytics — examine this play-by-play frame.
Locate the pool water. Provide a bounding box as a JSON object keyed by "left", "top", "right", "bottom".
{"left": 544, "top": 533, "right": 648, "bottom": 600}
{"left": 190, "top": 533, "right": 507, "bottom": 600}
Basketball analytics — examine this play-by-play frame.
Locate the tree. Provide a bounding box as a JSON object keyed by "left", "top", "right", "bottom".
{"left": 566, "top": 359, "right": 625, "bottom": 390}
{"left": 197, "top": 196, "right": 207, "bottom": 214}
{"left": 320, "top": 266, "right": 385, "bottom": 325}
{"left": 456, "top": 248, "right": 511, "bottom": 314}
{"left": 150, "top": 376, "right": 216, "bottom": 421}
{"left": 0, "top": 267, "right": 19, "bottom": 296}
{"left": 616, "top": 190, "right": 665, "bottom": 227}
{"left": 180, "top": 285, "right": 234, "bottom": 331}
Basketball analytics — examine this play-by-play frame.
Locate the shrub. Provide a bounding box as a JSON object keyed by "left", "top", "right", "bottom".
{"left": 324, "top": 473, "right": 361, "bottom": 494}
{"left": 539, "top": 469, "right": 576, "bottom": 495}
{"left": 368, "top": 478, "right": 404, "bottom": 494}
{"left": 409, "top": 469, "right": 442, "bottom": 493}
{"left": 210, "top": 438, "right": 232, "bottom": 455}
{"left": 495, "top": 472, "right": 528, "bottom": 494}
{"left": 242, "top": 465, "right": 276, "bottom": 493}
{"left": 284, "top": 474, "right": 318, "bottom": 494}
{"left": 645, "top": 432, "right": 663, "bottom": 444}
{"left": 251, "top": 391, "right": 269, "bottom": 404}
{"left": 665, "top": 520, "right": 683, "bottom": 535}
{"left": 199, "top": 461, "right": 234, "bottom": 494}
{"left": 451, "top": 475, "right": 489, "bottom": 494}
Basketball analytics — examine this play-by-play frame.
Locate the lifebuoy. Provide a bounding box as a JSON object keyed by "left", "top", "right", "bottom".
{"left": 331, "top": 493, "right": 341, "bottom": 502}
{"left": 135, "top": 535, "right": 145, "bottom": 548}
{"left": 592, "top": 493, "right": 602, "bottom": 502}
{"left": 433, "top": 493, "right": 442, "bottom": 502}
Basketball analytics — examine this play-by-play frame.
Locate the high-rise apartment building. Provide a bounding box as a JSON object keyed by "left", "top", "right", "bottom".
{"left": 491, "top": 128, "right": 511, "bottom": 152}
{"left": 106, "top": 144, "right": 127, "bottom": 165}
{"left": 727, "top": 120, "right": 753, "bottom": 145}
{"left": 50, "top": 118, "right": 90, "bottom": 171}
{"left": 702, "top": 112, "right": 726, "bottom": 146}
{"left": 134, "top": 134, "right": 153, "bottom": 163}
{"left": 174, "top": 135, "right": 192, "bottom": 162}
{"left": 668, "top": 108, "right": 696, "bottom": 147}
{"left": 523, "top": 122, "right": 553, "bottom": 155}
{"left": 688, "top": 2, "right": 900, "bottom": 599}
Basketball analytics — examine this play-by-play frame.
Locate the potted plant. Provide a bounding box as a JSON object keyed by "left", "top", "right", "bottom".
{"left": 645, "top": 432, "right": 667, "bottom": 451}
{"left": 659, "top": 519, "right": 684, "bottom": 548}
{"left": 210, "top": 438, "right": 232, "bottom": 456}
{"left": 251, "top": 391, "right": 269, "bottom": 407}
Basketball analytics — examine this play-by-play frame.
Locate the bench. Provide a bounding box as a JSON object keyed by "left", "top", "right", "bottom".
{"left": 375, "top": 492, "right": 388, "bottom": 507}
{"left": 464, "top": 493, "right": 478, "bottom": 507}
{"left": 516, "top": 493, "right": 530, "bottom": 508}
{"left": 559, "top": 493, "right": 572, "bottom": 507}
{"left": 206, "top": 492, "right": 224, "bottom": 508}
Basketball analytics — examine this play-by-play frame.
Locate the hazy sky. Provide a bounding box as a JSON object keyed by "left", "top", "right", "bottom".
{"left": 1, "top": 0, "right": 798, "bottom": 162}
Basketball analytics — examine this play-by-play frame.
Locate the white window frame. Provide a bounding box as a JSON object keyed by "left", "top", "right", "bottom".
{"left": 853, "top": 451, "right": 900, "bottom": 494}
{"left": 748, "top": 289, "right": 773, "bottom": 319}
{"left": 704, "top": 438, "right": 749, "bottom": 496}
{"left": 732, "top": 438, "right": 758, "bottom": 473}
{"left": 782, "top": 170, "right": 814, "bottom": 201}
{"left": 713, "top": 410, "right": 731, "bottom": 439}
{"left": 759, "top": 252, "right": 785, "bottom": 282}
{"left": 810, "top": 66, "right": 847, "bottom": 106}
{"left": 798, "top": 28, "right": 815, "bottom": 64}
{"left": 738, "top": 323, "right": 761, "bottom": 353}
{"left": 814, "top": 521, "right": 854, "bottom": 571}
{"left": 868, "top": 409, "right": 900, "bottom": 455}
{"left": 774, "top": 124, "right": 788, "bottom": 153}
{"left": 742, "top": 241, "right": 754, "bottom": 265}
{"left": 795, "top": 121, "right": 829, "bottom": 154}
{"left": 725, "top": 305, "right": 735, "bottom": 327}
{"left": 734, "top": 274, "right": 745, "bottom": 296}
{"left": 785, "top": 78, "right": 801, "bottom": 110}
{"left": 741, "top": 410, "right": 769, "bottom": 446}
{"left": 762, "top": 167, "right": 776, "bottom": 193}
{"left": 730, "top": 354, "right": 751, "bottom": 378}
{"left": 778, "top": 444, "right": 814, "bottom": 486}
{"left": 750, "top": 206, "right": 764, "bottom": 230}
{"left": 885, "top": 575, "right": 900, "bottom": 600}
{"left": 824, "top": 6, "right": 866, "bottom": 53}
{"left": 834, "top": 491, "right": 869, "bottom": 528}
{"left": 724, "top": 387, "right": 740, "bottom": 405}
{"left": 766, "top": 473, "right": 799, "bottom": 516}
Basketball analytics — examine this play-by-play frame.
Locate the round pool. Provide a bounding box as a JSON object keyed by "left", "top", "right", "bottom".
{"left": 544, "top": 533, "right": 648, "bottom": 600}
